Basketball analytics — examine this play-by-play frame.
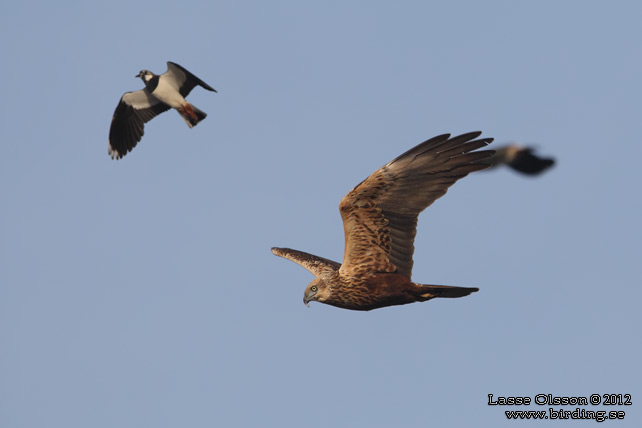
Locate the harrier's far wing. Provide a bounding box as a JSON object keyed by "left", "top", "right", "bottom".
{"left": 338, "top": 132, "right": 494, "bottom": 279}
{"left": 271, "top": 247, "right": 340, "bottom": 279}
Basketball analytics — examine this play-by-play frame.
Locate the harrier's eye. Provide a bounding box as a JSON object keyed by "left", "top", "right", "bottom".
{"left": 311, "top": 285, "right": 318, "bottom": 292}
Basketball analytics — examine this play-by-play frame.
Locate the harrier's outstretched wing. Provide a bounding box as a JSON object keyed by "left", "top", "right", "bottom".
{"left": 338, "top": 132, "right": 494, "bottom": 279}
{"left": 271, "top": 247, "right": 340, "bottom": 278}
{"left": 166, "top": 62, "right": 217, "bottom": 97}
{"left": 108, "top": 90, "right": 171, "bottom": 159}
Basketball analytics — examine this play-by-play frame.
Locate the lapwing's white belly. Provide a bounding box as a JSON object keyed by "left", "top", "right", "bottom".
{"left": 153, "top": 77, "right": 186, "bottom": 109}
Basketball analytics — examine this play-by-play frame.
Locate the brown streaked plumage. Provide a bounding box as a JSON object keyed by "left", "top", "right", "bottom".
{"left": 487, "top": 144, "right": 555, "bottom": 175}
{"left": 272, "top": 131, "right": 494, "bottom": 311}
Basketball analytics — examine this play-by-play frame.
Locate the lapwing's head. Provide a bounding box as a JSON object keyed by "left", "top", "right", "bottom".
{"left": 136, "top": 70, "right": 154, "bottom": 83}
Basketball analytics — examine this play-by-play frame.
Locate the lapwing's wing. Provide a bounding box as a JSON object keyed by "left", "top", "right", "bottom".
{"left": 108, "top": 89, "right": 170, "bottom": 159}
{"left": 165, "top": 62, "right": 217, "bottom": 97}
{"left": 338, "top": 132, "right": 494, "bottom": 279}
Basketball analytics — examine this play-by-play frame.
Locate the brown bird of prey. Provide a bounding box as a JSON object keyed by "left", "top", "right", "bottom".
{"left": 272, "top": 131, "right": 494, "bottom": 311}
{"left": 487, "top": 144, "right": 555, "bottom": 175}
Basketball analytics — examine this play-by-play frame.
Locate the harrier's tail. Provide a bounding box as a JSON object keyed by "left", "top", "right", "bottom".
{"left": 178, "top": 102, "right": 207, "bottom": 128}
{"left": 417, "top": 284, "right": 479, "bottom": 300}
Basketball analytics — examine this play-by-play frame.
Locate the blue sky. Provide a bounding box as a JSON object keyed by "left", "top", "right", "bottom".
{"left": 1, "top": 1, "right": 641, "bottom": 427}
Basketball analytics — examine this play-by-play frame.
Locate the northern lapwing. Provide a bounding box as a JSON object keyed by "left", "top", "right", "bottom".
{"left": 108, "top": 61, "right": 216, "bottom": 159}
{"left": 487, "top": 144, "right": 555, "bottom": 175}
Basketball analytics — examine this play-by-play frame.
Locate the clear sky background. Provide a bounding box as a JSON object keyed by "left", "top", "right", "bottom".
{"left": 1, "top": 1, "right": 641, "bottom": 427}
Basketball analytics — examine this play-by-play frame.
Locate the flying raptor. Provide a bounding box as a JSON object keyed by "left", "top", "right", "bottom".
{"left": 272, "top": 131, "right": 494, "bottom": 311}
{"left": 108, "top": 61, "right": 216, "bottom": 159}
{"left": 487, "top": 144, "right": 555, "bottom": 175}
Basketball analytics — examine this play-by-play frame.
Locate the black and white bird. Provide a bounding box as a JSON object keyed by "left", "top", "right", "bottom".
{"left": 487, "top": 144, "right": 555, "bottom": 175}
{"left": 108, "top": 61, "right": 216, "bottom": 159}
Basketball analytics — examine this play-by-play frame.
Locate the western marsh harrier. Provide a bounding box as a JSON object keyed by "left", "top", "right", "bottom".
{"left": 272, "top": 131, "right": 494, "bottom": 311}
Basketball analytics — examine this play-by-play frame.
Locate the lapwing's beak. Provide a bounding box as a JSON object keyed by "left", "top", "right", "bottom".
{"left": 135, "top": 72, "right": 143, "bottom": 78}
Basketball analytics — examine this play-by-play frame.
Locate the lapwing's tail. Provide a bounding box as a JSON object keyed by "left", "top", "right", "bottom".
{"left": 178, "top": 102, "right": 207, "bottom": 128}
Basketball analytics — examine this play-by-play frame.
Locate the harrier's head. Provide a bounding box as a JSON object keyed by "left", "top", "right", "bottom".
{"left": 136, "top": 70, "right": 154, "bottom": 83}
{"left": 303, "top": 278, "right": 331, "bottom": 307}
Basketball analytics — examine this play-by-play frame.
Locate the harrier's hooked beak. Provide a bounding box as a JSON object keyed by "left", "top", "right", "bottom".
{"left": 303, "top": 296, "right": 310, "bottom": 307}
